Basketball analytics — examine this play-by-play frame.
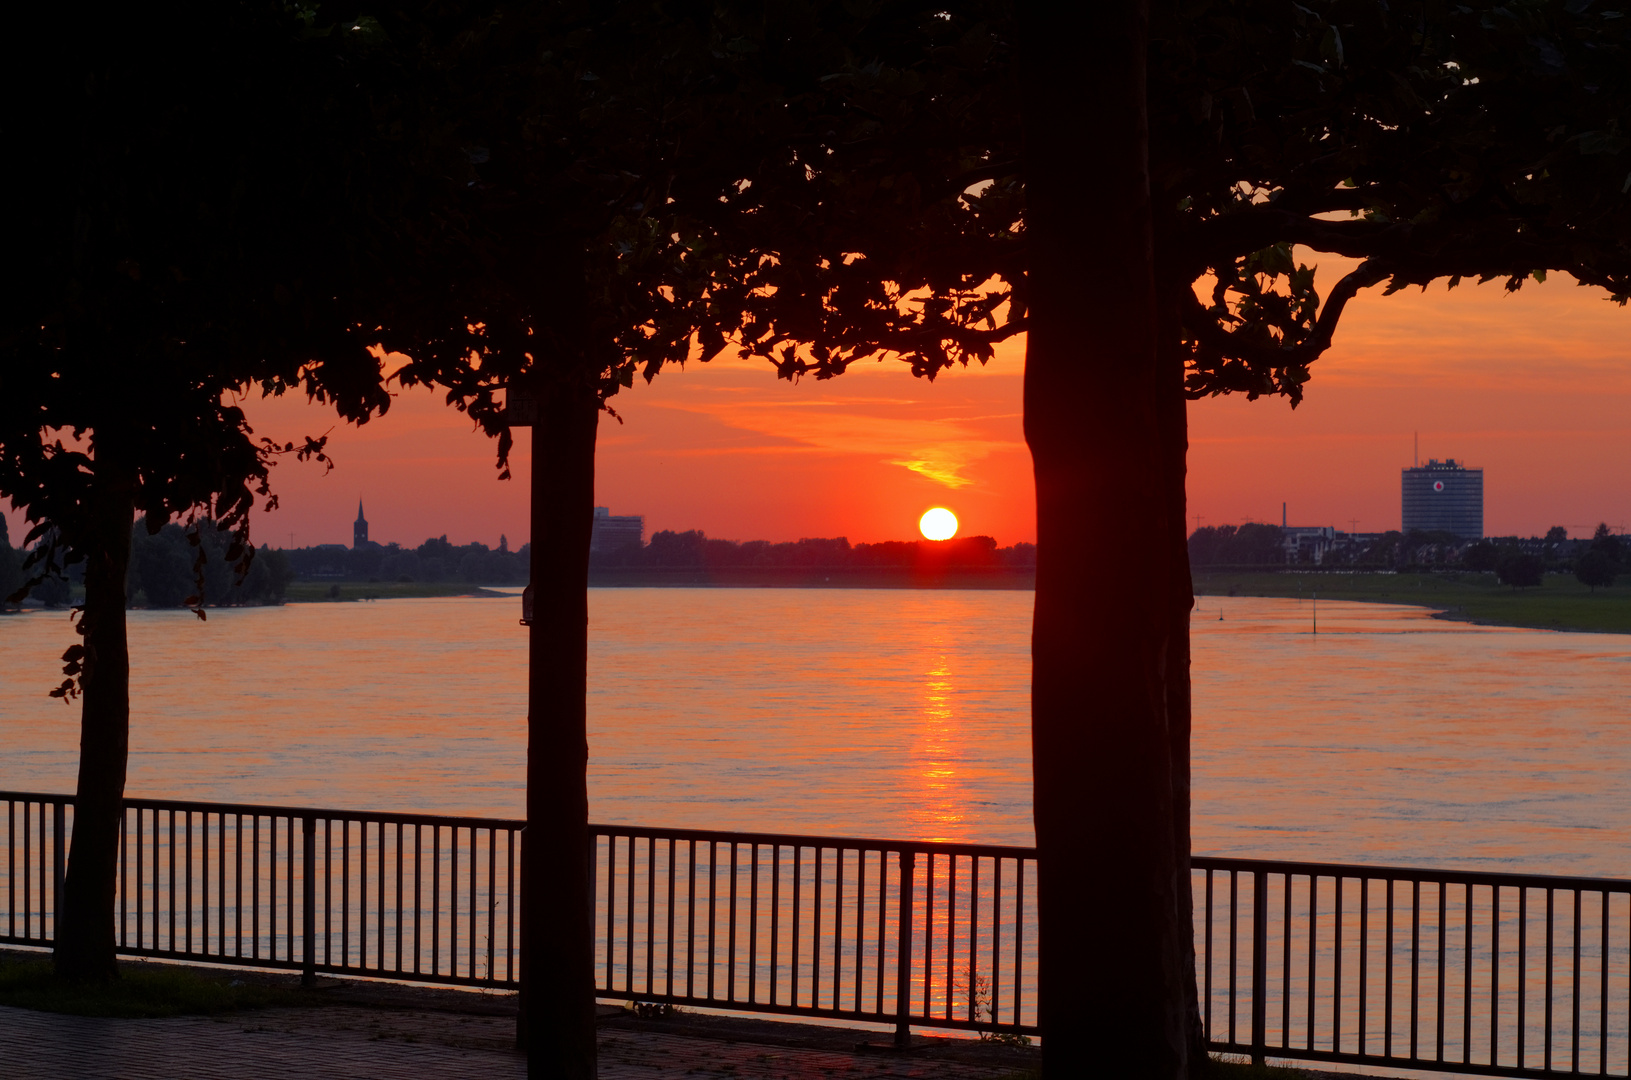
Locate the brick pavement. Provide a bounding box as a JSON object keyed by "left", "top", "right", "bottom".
{"left": 0, "top": 1005, "right": 1036, "bottom": 1080}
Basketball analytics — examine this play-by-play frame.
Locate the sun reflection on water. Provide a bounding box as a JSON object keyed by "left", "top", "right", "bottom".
{"left": 912, "top": 648, "right": 967, "bottom": 842}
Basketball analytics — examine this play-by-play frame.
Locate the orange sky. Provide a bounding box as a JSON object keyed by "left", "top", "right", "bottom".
{"left": 6, "top": 265, "right": 1630, "bottom": 550}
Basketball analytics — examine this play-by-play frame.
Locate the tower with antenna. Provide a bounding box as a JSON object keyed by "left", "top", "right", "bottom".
{"left": 1402, "top": 458, "right": 1483, "bottom": 538}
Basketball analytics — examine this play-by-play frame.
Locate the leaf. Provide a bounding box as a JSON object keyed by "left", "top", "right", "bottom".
{"left": 1578, "top": 130, "right": 1630, "bottom": 155}
{"left": 1320, "top": 27, "right": 1344, "bottom": 67}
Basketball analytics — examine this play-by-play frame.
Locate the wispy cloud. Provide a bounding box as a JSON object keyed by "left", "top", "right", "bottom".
{"left": 648, "top": 392, "right": 1023, "bottom": 490}
{"left": 891, "top": 455, "right": 976, "bottom": 488}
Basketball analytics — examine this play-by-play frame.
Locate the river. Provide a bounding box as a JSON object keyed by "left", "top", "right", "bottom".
{"left": 2, "top": 590, "right": 1628, "bottom": 876}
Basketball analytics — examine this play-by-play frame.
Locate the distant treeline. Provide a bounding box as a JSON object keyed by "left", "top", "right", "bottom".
{"left": 273, "top": 529, "right": 1035, "bottom": 585}
{"left": 592, "top": 530, "right": 1036, "bottom": 571}
{"left": 0, "top": 516, "right": 24, "bottom": 607}
{"left": 1, "top": 518, "right": 294, "bottom": 610}
{"left": 281, "top": 534, "right": 530, "bottom": 585}
{"left": 1185, "top": 523, "right": 1288, "bottom": 566}
{"left": 128, "top": 523, "right": 294, "bottom": 607}
{"left": 1188, "top": 522, "right": 1626, "bottom": 589}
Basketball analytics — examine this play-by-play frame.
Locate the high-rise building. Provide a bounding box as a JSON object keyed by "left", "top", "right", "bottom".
{"left": 590, "top": 506, "right": 644, "bottom": 554}
{"left": 1401, "top": 459, "right": 1483, "bottom": 538}
{"left": 354, "top": 500, "right": 369, "bottom": 548}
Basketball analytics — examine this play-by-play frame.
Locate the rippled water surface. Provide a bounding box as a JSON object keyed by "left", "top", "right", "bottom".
{"left": 2, "top": 590, "right": 1628, "bottom": 875}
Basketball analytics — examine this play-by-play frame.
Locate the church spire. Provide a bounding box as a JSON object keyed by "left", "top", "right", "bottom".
{"left": 353, "top": 499, "right": 369, "bottom": 548}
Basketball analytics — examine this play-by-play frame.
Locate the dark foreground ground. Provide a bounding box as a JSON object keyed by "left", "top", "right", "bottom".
{"left": 0, "top": 950, "right": 1395, "bottom": 1080}
{"left": 2, "top": 950, "right": 1037, "bottom": 1080}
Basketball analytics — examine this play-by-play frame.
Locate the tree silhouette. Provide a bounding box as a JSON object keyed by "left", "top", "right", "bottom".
{"left": 1062, "top": 2, "right": 1631, "bottom": 1069}
{"left": 1464, "top": 541, "right": 1501, "bottom": 572}
{"left": 1575, "top": 550, "right": 1617, "bottom": 592}
{"left": 370, "top": 2, "right": 1016, "bottom": 1070}
{"left": 0, "top": 2, "right": 400, "bottom": 981}
{"left": 379, "top": 3, "right": 1631, "bottom": 1070}
{"left": 0, "top": 517, "right": 22, "bottom": 610}
{"left": 1020, "top": 1, "right": 1200, "bottom": 1072}
{"left": 1497, "top": 550, "right": 1545, "bottom": 589}
{"left": 390, "top": 2, "right": 1631, "bottom": 1072}
{"left": 1590, "top": 522, "right": 1625, "bottom": 566}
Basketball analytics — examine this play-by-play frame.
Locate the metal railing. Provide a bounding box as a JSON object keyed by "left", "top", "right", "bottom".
{"left": 8, "top": 790, "right": 1631, "bottom": 1076}
{"left": 0, "top": 793, "right": 1036, "bottom": 1039}
{"left": 3, "top": 793, "right": 523, "bottom": 987}
{"left": 589, "top": 825, "right": 1037, "bottom": 1038}
{"left": 1194, "top": 856, "right": 1631, "bottom": 1078}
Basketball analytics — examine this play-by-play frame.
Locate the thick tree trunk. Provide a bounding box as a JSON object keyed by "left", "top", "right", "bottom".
{"left": 519, "top": 380, "right": 600, "bottom": 1079}
{"left": 1157, "top": 288, "right": 1207, "bottom": 1068}
{"left": 54, "top": 432, "right": 137, "bottom": 983}
{"left": 1021, "top": 1, "right": 1190, "bottom": 1076}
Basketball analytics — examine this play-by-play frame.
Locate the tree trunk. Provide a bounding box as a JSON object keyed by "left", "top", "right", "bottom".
{"left": 1021, "top": 1, "right": 1190, "bottom": 1076}
{"left": 54, "top": 430, "right": 137, "bottom": 983}
{"left": 519, "top": 380, "right": 601, "bottom": 1079}
{"left": 1157, "top": 282, "right": 1207, "bottom": 1068}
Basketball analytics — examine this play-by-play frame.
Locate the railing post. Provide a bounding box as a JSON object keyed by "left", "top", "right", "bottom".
{"left": 514, "top": 825, "right": 529, "bottom": 1052}
{"left": 53, "top": 801, "right": 66, "bottom": 934}
{"left": 302, "top": 815, "right": 317, "bottom": 987}
{"left": 1251, "top": 869, "right": 1268, "bottom": 1066}
{"left": 894, "top": 848, "right": 916, "bottom": 1048}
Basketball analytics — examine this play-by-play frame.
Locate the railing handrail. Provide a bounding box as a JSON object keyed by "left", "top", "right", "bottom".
{"left": 0, "top": 790, "right": 520, "bottom": 833}
{"left": 1192, "top": 854, "right": 1631, "bottom": 895}
{"left": 0, "top": 791, "right": 1037, "bottom": 860}
{"left": 590, "top": 822, "right": 1035, "bottom": 860}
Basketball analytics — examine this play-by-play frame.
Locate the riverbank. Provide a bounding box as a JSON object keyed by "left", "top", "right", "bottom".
{"left": 1193, "top": 569, "right": 1631, "bottom": 634}
{"left": 283, "top": 567, "right": 1040, "bottom": 599}
{"left": 286, "top": 568, "right": 1631, "bottom": 635}
{"left": 281, "top": 582, "right": 512, "bottom": 602}
{"left": 586, "top": 566, "right": 1035, "bottom": 589}
{"left": 15, "top": 569, "right": 1626, "bottom": 636}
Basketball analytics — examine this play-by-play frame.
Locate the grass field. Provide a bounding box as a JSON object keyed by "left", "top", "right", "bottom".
{"left": 0, "top": 954, "right": 307, "bottom": 1018}
{"left": 281, "top": 582, "right": 512, "bottom": 603}
{"left": 1193, "top": 569, "right": 1631, "bottom": 634}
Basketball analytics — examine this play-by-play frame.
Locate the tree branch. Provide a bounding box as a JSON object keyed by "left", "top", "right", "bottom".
{"left": 1182, "top": 209, "right": 1408, "bottom": 268}
{"left": 1181, "top": 258, "right": 1391, "bottom": 370}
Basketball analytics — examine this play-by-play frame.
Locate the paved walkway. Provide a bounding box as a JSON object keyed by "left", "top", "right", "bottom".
{"left": 1, "top": 1004, "right": 1035, "bottom": 1080}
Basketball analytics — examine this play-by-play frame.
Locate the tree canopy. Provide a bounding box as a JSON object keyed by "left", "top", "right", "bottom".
{"left": 0, "top": 0, "right": 406, "bottom": 980}
{"left": 348, "top": 5, "right": 1018, "bottom": 1071}
{"left": 379, "top": 0, "right": 1019, "bottom": 441}
{"left": 1151, "top": 0, "right": 1631, "bottom": 404}
{"left": 2, "top": 0, "right": 402, "bottom": 614}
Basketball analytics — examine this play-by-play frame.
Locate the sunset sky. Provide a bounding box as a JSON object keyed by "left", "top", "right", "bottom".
{"left": 8, "top": 262, "right": 1630, "bottom": 551}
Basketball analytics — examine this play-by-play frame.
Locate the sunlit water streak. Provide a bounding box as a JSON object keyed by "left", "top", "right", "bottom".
{"left": 2, "top": 591, "right": 1628, "bottom": 875}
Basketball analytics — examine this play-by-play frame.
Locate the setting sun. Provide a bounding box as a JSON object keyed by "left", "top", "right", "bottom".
{"left": 918, "top": 507, "right": 959, "bottom": 541}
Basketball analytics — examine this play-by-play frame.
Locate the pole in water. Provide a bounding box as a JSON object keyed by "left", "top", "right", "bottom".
{"left": 1312, "top": 591, "right": 1317, "bottom": 635}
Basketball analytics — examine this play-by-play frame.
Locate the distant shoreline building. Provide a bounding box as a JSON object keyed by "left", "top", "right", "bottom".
{"left": 1402, "top": 459, "right": 1483, "bottom": 539}
{"left": 1278, "top": 502, "right": 1338, "bottom": 563}
{"left": 590, "top": 506, "right": 644, "bottom": 556}
{"left": 354, "top": 500, "right": 369, "bottom": 549}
